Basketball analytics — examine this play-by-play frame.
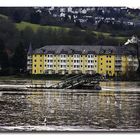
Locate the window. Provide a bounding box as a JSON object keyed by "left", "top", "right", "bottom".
{"left": 95, "top": 60, "right": 97, "bottom": 62}
{"left": 81, "top": 60, "right": 83, "bottom": 62}
{"left": 40, "top": 70, "right": 42, "bottom": 73}
{"left": 101, "top": 58, "right": 103, "bottom": 60}
{"left": 40, "top": 60, "right": 42, "bottom": 62}
{"left": 101, "top": 63, "right": 102, "bottom": 65}
{"left": 34, "top": 70, "right": 36, "bottom": 73}
{"left": 45, "top": 65, "right": 46, "bottom": 67}
{"left": 109, "top": 66, "right": 111, "bottom": 68}
{"left": 109, "top": 61, "right": 111, "bottom": 63}
{"left": 34, "top": 60, "right": 36, "bottom": 62}
{"left": 40, "top": 55, "right": 42, "bottom": 57}
{"left": 106, "top": 60, "right": 108, "bottom": 63}
{"left": 101, "top": 69, "right": 102, "bottom": 71}
{"left": 106, "top": 56, "right": 108, "bottom": 58}
{"left": 48, "top": 54, "right": 52, "bottom": 57}
{"left": 40, "top": 65, "right": 42, "bottom": 67}
{"left": 45, "top": 60, "right": 47, "bottom": 62}
{"left": 88, "top": 55, "right": 93, "bottom": 58}
{"left": 34, "top": 65, "right": 36, "bottom": 67}
{"left": 109, "top": 56, "right": 111, "bottom": 58}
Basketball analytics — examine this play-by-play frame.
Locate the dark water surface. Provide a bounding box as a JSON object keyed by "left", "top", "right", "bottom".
{"left": 0, "top": 80, "right": 140, "bottom": 131}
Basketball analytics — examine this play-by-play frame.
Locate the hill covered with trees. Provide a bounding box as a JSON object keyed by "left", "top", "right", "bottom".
{"left": 0, "top": 7, "right": 140, "bottom": 76}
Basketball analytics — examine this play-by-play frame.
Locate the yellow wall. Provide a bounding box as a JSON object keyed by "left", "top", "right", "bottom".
{"left": 98, "top": 55, "right": 115, "bottom": 76}
{"left": 32, "top": 54, "right": 44, "bottom": 74}
{"left": 122, "top": 56, "right": 128, "bottom": 74}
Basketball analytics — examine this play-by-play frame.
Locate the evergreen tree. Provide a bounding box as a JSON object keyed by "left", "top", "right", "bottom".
{"left": 0, "top": 39, "right": 9, "bottom": 75}
{"left": 12, "top": 42, "right": 27, "bottom": 73}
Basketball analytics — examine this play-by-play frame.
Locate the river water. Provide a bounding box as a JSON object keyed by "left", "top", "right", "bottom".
{"left": 0, "top": 80, "right": 140, "bottom": 132}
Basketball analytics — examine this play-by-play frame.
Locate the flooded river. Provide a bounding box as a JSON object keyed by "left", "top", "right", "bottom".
{"left": 0, "top": 80, "right": 140, "bottom": 132}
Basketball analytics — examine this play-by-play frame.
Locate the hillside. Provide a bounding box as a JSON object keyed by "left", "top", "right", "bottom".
{"left": 0, "top": 11, "right": 128, "bottom": 45}
{"left": 16, "top": 21, "right": 127, "bottom": 42}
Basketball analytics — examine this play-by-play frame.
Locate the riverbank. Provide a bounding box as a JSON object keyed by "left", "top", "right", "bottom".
{"left": 0, "top": 74, "right": 140, "bottom": 81}
{"left": 0, "top": 74, "right": 72, "bottom": 81}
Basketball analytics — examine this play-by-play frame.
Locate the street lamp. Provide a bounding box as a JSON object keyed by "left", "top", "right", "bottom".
{"left": 124, "top": 35, "right": 140, "bottom": 74}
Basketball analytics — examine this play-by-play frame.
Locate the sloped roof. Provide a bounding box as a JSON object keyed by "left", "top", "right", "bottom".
{"left": 30, "top": 45, "right": 137, "bottom": 55}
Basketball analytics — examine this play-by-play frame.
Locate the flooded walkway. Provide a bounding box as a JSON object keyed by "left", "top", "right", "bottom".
{"left": 0, "top": 80, "right": 140, "bottom": 131}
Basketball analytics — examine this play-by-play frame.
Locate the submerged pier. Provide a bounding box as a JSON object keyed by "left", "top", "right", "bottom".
{"left": 28, "top": 74, "right": 104, "bottom": 90}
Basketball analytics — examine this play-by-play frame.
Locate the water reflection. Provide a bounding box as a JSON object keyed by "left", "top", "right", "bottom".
{"left": 0, "top": 80, "right": 140, "bottom": 131}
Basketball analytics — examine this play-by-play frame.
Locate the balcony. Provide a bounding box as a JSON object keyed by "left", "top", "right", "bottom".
{"left": 27, "top": 66, "right": 32, "bottom": 70}
{"left": 115, "top": 66, "right": 122, "bottom": 71}
{"left": 115, "top": 62, "right": 121, "bottom": 66}
{"left": 127, "top": 58, "right": 133, "bottom": 61}
{"left": 115, "top": 57, "right": 122, "bottom": 60}
{"left": 27, "top": 61, "right": 32, "bottom": 64}
{"left": 27, "top": 56, "right": 32, "bottom": 59}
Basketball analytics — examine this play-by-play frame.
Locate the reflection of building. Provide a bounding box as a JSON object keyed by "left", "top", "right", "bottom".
{"left": 27, "top": 45, "right": 138, "bottom": 76}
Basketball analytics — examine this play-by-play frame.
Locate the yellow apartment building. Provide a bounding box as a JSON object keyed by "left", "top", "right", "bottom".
{"left": 27, "top": 45, "right": 138, "bottom": 76}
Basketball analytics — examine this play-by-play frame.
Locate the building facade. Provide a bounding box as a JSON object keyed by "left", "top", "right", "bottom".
{"left": 27, "top": 45, "right": 138, "bottom": 76}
